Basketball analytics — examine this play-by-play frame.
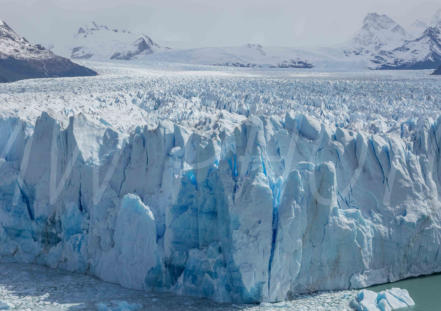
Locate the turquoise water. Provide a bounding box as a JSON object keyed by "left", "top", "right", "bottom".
{"left": 369, "top": 274, "right": 441, "bottom": 311}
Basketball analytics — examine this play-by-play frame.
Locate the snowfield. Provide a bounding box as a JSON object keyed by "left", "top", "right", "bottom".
{"left": 0, "top": 62, "right": 440, "bottom": 305}
{"left": 1, "top": 62, "right": 440, "bottom": 135}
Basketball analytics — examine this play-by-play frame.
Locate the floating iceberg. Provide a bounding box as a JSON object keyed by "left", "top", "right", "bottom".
{"left": 0, "top": 301, "right": 11, "bottom": 310}
{"left": 350, "top": 288, "right": 415, "bottom": 311}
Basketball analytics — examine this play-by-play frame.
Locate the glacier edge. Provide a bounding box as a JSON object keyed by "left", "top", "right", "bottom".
{"left": 0, "top": 111, "right": 440, "bottom": 303}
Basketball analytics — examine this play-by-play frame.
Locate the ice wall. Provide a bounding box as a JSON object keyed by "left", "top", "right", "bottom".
{"left": 0, "top": 111, "right": 440, "bottom": 303}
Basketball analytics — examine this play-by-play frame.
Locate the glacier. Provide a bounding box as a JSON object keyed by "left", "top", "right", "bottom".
{"left": 0, "top": 65, "right": 440, "bottom": 304}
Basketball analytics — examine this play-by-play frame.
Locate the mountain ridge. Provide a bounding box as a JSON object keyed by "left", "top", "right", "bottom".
{"left": 0, "top": 20, "right": 96, "bottom": 82}
{"left": 343, "top": 11, "right": 441, "bottom": 69}
{"left": 344, "top": 13, "right": 409, "bottom": 57}
{"left": 70, "top": 21, "right": 165, "bottom": 61}
{"left": 8, "top": 11, "right": 441, "bottom": 71}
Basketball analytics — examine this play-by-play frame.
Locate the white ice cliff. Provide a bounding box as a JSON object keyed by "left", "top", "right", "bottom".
{"left": 0, "top": 104, "right": 440, "bottom": 303}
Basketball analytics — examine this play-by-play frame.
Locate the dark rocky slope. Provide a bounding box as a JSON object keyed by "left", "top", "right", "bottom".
{"left": 0, "top": 20, "right": 96, "bottom": 82}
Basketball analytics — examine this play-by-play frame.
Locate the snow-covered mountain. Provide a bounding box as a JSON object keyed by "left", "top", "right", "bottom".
{"left": 61, "top": 23, "right": 359, "bottom": 69}
{"left": 64, "top": 25, "right": 320, "bottom": 69}
{"left": 344, "top": 11, "right": 441, "bottom": 69}
{"left": 375, "top": 26, "right": 441, "bottom": 69}
{"left": 0, "top": 20, "right": 96, "bottom": 82}
{"left": 434, "top": 65, "right": 441, "bottom": 74}
{"left": 69, "top": 22, "right": 166, "bottom": 61}
{"left": 344, "top": 13, "right": 409, "bottom": 58}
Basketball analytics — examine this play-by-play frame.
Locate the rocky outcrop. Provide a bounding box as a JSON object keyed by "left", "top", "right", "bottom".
{"left": 0, "top": 20, "right": 96, "bottom": 82}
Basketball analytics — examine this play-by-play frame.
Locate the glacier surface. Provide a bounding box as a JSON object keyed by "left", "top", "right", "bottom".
{"left": 0, "top": 64, "right": 440, "bottom": 303}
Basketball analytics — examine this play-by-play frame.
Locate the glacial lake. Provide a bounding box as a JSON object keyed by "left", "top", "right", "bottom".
{"left": 369, "top": 274, "right": 441, "bottom": 311}
{"left": 0, "top": 262, "right": 440, "bottom": 310}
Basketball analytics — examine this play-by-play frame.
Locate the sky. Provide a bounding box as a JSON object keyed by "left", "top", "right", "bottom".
{"left": 1, "top": 0, "right": 440, "bottom": 48}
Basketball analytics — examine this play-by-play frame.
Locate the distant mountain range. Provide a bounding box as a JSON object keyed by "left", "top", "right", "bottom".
{"left": 0, "top": 20, "right": 96, "bottom": 83}
{"left": 3, "top": 11, "right": 441, "bottom": 74}
{"left": 61, "top": 24, "right": 317, "bottom": 69}
{"left": 58, "top": 11, "right": 441, "bottom": 70}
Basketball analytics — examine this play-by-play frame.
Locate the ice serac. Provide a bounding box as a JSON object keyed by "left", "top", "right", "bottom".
{"left": 95, "top": 194, "right": 159, "bottom": 289}
{"left": 1, "top": 111, "right": 441, "bottom": 303}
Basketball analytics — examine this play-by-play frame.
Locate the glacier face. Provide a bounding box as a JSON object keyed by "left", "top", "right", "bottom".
{"left": 0, "top": 66, "right": 441, "bottom": 303}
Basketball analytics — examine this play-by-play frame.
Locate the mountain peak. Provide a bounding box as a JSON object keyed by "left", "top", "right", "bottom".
{"left": 71, "top": 22, "right": 163, "bottom": 60}
{"left": 347, "top": 13, "right": 408, "bottom": 55}
{"left": 360, "top": 13, "right": 408, "bottom": 37}
{"left": 0, "top": 20, "right": 38, "bottom": 58}
{"left": 0, "top": 20, "right": 22, "bottom": 41}
{"left": 0, "top": 20, "right": 14, "bottom": 31}
{"left": 364, "top": 13, "right": 387, "bottom": 22}
{"left": 421, "top": 25, "right": 441, "bottom": 38}
{"left": 359, "top": 13, "right": 407, "bottom": 37}
{"left": 75, "top": 22, "right": 132, "bottom": 39}
{"left": 362, "top": 13, "right": 397, "bottom": 29}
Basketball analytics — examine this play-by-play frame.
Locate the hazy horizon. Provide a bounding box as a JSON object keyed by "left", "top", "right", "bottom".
{"left": 2, "top": 0, "right": 440, "bottom": 49}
